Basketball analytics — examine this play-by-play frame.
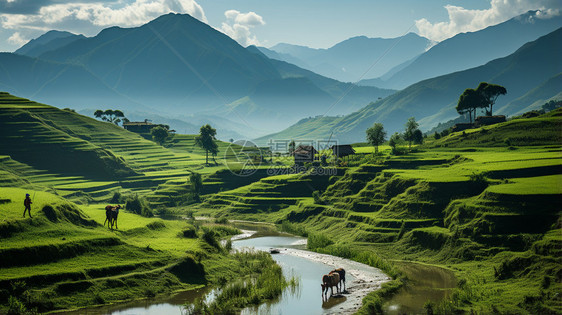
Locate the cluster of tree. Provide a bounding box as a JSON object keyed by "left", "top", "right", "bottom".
{"left": 94, "top": 109, "right": 128, "bottom": 125}
{"left": 456, "top": 82, "right": 507, "bottom": 122}
{"left": 542, "top": 99, "right": 562, "bottom": 112}
{"left": 433, "top": 128, "right": 450, "bottom": 140}
{"left": 365, "top": 117, "right": 423, "bottom": 154}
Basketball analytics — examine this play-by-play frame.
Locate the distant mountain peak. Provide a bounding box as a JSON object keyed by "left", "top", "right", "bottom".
{"left": 15, "top": 29, "right": 84, "bottom": 57}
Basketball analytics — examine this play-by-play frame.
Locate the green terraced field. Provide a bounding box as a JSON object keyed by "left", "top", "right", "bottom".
{"left": 1, "top": 91, "right": 561, "bottom": 314}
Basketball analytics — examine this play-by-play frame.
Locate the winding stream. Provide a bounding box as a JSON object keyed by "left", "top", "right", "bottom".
{"left": 57, "top": 227, "right": 455, "bottom": 314}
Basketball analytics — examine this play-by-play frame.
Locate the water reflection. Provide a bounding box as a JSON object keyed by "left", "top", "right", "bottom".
{"left": 234, "top": 235, "right": 350, "bottom": 315}
{"left": 383, "top": 261, "right": 456, "bottom": 314}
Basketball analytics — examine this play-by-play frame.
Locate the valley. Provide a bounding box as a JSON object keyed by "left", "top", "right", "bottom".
{"left": 0, "top": 5, "right": 561, "bottom": 315}
{"left": 0, "top": 90, "right": 560, "bottom": 314}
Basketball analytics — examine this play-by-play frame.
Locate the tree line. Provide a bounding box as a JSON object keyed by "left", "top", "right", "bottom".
{"left": 366, "top": 117, "right": 423, "bottom": 154}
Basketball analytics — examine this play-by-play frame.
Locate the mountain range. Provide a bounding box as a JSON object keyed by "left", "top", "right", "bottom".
{"left": 5, "top": 13, "right": 392, "bottom": 137}
{"left": 358, "top": 11, "right": 562, "bottom": 90}
{"left": 262, "top": 33, "right": 430, "bottom": 83}
{"left": 3, "top": 10, "right": 561, "bottom": 142}
{"left": 257, "top": 27, "right": 562, "bottom": 144}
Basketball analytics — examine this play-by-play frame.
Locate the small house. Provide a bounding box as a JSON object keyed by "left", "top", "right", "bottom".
{"left": 330, "top": 145, "right": 356, "bottom": 159}
{"left": 292, "top": 145, "right": 318, "bottom": 165}
{"left": 123, "top": 120, "right": 155, "bottom": 133}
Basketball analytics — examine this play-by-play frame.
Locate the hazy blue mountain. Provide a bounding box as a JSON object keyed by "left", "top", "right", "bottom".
{"left": 258, "top": 27, "right": 562, "bottom": 144}
{"left": 15, "top": 30, "right": 85, "bottom": 57}
{"left": 370, "top": 10, "right": 562, "bottom": 89}
{"left": 0, "top": 53, "right": 137, "bottom": 109}
{"left": 0, "top": 13, "right": 391, "bottom": 137}
{"left": 497, "top": 73, "right": 562, "bottom": 115}
{"left": 268, "top": 33, "right": 430, "bottom": 83}
{"left": 38, "top": 13, "right": 281, "bottom": 112}
{"left": 357, "top": 55, "right": 420, "bottom": 87}
{"left": 237, "top": 48, "right": 396, "bottom": 130}
{"left": 254, "top": 46, "right": 309, "bottom": 69}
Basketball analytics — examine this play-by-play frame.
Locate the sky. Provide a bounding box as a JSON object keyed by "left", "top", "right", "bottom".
{"left": 0, "top": 0, "right": 560, "bottom": 52}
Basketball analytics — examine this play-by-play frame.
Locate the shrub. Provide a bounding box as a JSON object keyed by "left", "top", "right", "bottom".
{"left": 125, "top": 195, "right": 153, "bottom": 217}
{"left": 307, "top": 232, "right": 333, "bottom": 250}
{"left": 215, "top": 217, "right": 228, "bottom": 224}
{"left": 423, "top": 300, "right": 435, "bottom": 315}
{"left": 110, "top": 191, "right": 122, "bottom": 203}
{"left": 8, "top": 296, "right": 27, "bottom": 315}
{"left": 225, "top": 239, "right": 232, "bottom": 252}
{"left": 182, "top": 225, "right": 198, "bottom": 238}
{"left": 201, "top": 228, "right": 220, "bottom": 249}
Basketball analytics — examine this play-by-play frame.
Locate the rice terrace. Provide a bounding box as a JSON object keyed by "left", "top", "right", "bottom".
{"left": 0, "top": 1, "right": 561, "bottom": 315}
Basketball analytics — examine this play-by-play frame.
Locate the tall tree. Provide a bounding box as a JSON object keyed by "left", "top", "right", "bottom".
{"left": 456, "top": 88, "right": 485, "bottom": 123}
{"left": 195, "top": 124, "right": 218, "bottom": 165}
{"left": 366, "top": 123, "right": 386, "bottom": 154}
{"left": 477, "top": 82, "right": 507, "bottom": 116}
{"left": 404, "top": 117, "right": 419, "bottom": 149}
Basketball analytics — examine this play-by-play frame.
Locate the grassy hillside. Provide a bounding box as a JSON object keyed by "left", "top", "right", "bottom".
{"left": 0, "top": 92, "right": 254, "bottom": 208}
{"left": 0, "top": 93, "right": 292, "bottom": 313}
{"left": 0, "top": 186, "right": 288, "bottom": 313}
{"left": 194, "top": 111, "right": 562, "bottom": 313}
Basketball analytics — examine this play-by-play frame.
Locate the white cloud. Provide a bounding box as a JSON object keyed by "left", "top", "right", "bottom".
{"left": 220, "top": 10, "right": 265, "bottom": 47}
{"left": 7, "top": 31, "right": 28, "bottom": 46}
{"left": 415, "top": 0, "right": 562, "bottom": 42}
{"left": 0, "top": 0, "right": 207, "bottom": 42}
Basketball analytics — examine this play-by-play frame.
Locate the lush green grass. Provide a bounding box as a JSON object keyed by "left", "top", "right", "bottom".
{"left": 2, "top": 92, "right": 561, "bottom": 313}
{"left": 486, "top": 175, "right": 562, "bottom": 195}
{"left": 191, "top": 114, "right": 562, "bottom": 313}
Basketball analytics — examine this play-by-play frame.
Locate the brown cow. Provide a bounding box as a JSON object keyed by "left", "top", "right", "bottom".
{"left": 321, "top": 271, "right": 340, "bottom": 299}
{"left": 104, "top": 205, "right": 121, "bottom": 230}
{"left": 330, "top": 268, "right": 346, "bottom": 292}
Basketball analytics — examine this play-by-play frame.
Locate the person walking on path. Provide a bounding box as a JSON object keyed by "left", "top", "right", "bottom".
{"left": 23, "top": 193, "right": 32, "bottom": 218}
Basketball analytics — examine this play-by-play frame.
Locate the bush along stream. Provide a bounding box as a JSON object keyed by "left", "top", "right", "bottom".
{"left": 185, "top": 250, "right": 299, "bottom": 314}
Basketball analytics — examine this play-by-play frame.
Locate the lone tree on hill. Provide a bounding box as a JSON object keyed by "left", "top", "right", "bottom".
{"left": 477, "top": 82, "right": 507, "bottom": 116}
{"left": 366, "top": 122, "right": 386, "bottom": 154}
{"left": 404, "top": 117, "right": 420, "bottom": 149}
{"left": 195, "top": 124, "right": 218, "bottom": 165}
{"left": 151, "top": 125, "right": 169, "bottom": 146}
{"left": 94, "top": 109, "right": 126, "bottom": 125}
{"left": 456, "top": 88, "right": 485, "bottom": 123}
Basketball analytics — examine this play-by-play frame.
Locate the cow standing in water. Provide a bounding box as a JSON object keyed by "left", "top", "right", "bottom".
{"left": 104, "top": 205, "right": 121, "bottom": 230}
{"left": 330, "top": 268, "right": 346, "bottom": 292}
{"left": 321, "top": 272, "right": 340, "bottom": 300}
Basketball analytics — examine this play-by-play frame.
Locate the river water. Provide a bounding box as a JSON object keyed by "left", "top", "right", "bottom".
{"left": 57, "top": 230, "right": 454, "bottom": 314}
